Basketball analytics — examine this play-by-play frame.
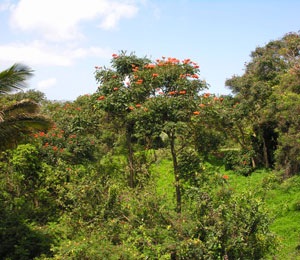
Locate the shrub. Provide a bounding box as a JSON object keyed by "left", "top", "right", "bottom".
{"left": 181, "top": 185, "right": 278, "bottom": 259}
{"left": 223, "top": 149, "right": 254, "bottom": 175}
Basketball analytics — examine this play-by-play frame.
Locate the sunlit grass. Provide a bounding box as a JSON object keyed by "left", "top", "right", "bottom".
{"left": 215, "top": 164, "right": 300, "bottom": 259}
{"left": 150, "top": 158, "right": 175, "bottom": 210}
{"left": 153, "top": 154, "right": 300, "bottom": 259}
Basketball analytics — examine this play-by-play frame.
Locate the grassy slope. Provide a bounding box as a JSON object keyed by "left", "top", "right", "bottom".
{"left": 228, "top": 170, "right": 300, "bottom": 259}
{"left": 152, "top": 157, "right": 300, "bottom": 259}
{"left": 267, "top": 176, "right": 300, "bottom": 259}
{"left": 151, "top": 158, "right": 175, "bottom": 210}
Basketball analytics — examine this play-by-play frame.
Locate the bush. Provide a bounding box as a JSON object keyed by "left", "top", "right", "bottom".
{"left": 178, "top": 148, "right": 202, "bottom": 183}
{"left": 0, "top": 199, "right": 53, "bottom": 260}
{"left": 181, "top": 185, "right": 278, "bottom": 259}
{"left": 223, "top": 149, "right": 254, "bottom": 175}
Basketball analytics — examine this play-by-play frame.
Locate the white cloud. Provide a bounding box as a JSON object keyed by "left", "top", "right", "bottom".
{"left": 98, "top": 1, "right": 139, "bottom": 30}
{"left": 0, "top": 0, "right": 14, "bottom": 12}
{"left": 64, "top": 47, "right": 112, "bottom": 60}
{"left": 0, "top": 41, "right": 112, "bottom": 66}
{"left": 37, "top": 78, "right": 57, "bottom": 90}
{"left": 0, "top": 41, "right": 72, "bottom": 66}
{"left": 10, "top": 0, "right": 139, "bottom": 41}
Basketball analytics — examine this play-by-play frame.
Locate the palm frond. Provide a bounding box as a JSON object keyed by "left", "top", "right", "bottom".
{"left": 2, "top": 99, "right": 40, "bottom": 118}
{"left": 0, "top": 64, "right": 34, "bottom": 94}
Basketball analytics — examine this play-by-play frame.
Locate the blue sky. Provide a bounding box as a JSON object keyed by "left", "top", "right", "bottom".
{"left": 0, "top": 0, "right": 299, "bottom": 100}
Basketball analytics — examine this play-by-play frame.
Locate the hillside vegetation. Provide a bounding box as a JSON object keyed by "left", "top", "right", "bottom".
{"left": 1, "top": 32, "right": 300, "bottom": 259}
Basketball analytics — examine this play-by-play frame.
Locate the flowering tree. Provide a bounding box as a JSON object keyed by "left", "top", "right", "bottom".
{"left": 95, "top": 52, "right": 207, "bottom": 211}
{"left": 134, "top": 57, "right": 207, "bottom": 212}
{"left": 94, "top": 52, "right": 151, "bottom": 188}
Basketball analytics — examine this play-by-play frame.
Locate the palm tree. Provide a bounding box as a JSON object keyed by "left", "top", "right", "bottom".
{"left": 0, "top": 64, "right": 52, "bottom": 150}
{"left": 0, "top": 64, "right": 33, "bottom": 94}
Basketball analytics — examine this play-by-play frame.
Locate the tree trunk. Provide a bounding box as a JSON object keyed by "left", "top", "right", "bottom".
{"left": 169, "top": 131, "right": 181, "bottom": 213}
{"left": 262, "top": 135, "right": 270, "bottom": 168}
{"left": 251, "top": 157, "right": 256, "bottom": 168}
{"left": 126, "top": 130, "right": 135, "bottom": 188}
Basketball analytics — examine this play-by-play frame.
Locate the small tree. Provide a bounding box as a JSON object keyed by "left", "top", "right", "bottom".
{"left": 94, "top": 52, "right": 151, "bottom": 188}
{"left": 131, "top": 56, "right": 207, "bottom": 212}
{"left": 94, "top": 53, "right": 207, "bottom": 211}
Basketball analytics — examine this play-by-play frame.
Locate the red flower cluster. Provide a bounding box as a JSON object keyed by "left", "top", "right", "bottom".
{"left": 166, "top": 57, "right": 180, "bottom": 64}
{"left": 43, "top": 143, "right": 64, "bottom": 153}
{"left": 34, "top": 131, "right": 46, "bottom": 138}
{"left": 33, "top": 130, "right": 66, "bottom": 153}
{"left": 179, "top": 73, "right": 199, "bottom": 80}
{"left": 132, "top": 67, "right": 139, "bottom": 72}
{"left": 144, "top": 64, "right": 156, "bottom": 69}
{"left": 167, "top": 90, "right": 187, "bottom": 96}
{"left": 136, "top": 79, "right": 143, "bottom": 85}
{"left": 182, "top": 58, "right": 191, "bottom": 64}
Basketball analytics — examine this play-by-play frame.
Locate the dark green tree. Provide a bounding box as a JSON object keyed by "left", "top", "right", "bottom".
{"left": 226, "top": 32, "right": 300, "bottom": 173}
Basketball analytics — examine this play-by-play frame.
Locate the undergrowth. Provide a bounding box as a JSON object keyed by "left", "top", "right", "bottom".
{"left": 152, "top": 155, "right": 300, "bottom": 259}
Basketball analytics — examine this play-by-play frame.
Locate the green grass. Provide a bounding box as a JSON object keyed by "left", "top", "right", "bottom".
{"left": 152, "top": 155, "right": 300, "bottom": 259}
{"left": 150, "top": 158, "right": 175, "bottom": 209}
{"left": 213, "top": 163, "right": 300, "bottom": 259}
{"left": 264, "top": 176, "right": 300, "bottom": 259}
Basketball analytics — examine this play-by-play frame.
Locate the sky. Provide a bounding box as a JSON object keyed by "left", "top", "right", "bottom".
{"left": 0, "top": 0, "right": 299, "bottom": 101}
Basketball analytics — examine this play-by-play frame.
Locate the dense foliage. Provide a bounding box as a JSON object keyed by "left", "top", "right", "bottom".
{"left": 1, "top": 32, "right": 300, "bottom": 259}
{"left": 225, "top": 32, "right": 300, "bottom": 176}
